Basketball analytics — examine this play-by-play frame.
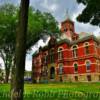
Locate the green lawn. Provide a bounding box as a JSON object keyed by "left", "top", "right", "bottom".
{"left": 0, "top": 82, "right": 100, "bottom": 100}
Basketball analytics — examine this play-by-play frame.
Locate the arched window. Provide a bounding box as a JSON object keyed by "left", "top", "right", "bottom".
{"left": 86, "top": 60, "right": 91, "bottom": 71}
{"left": 84, "top": 42, "right": 89, "bottom": 55}
{"left": 58, "top": 48, "right": 63, "bottom": 60}
{"left": 50, "top": 49, "right": 54, "bottom": 63}
{"left": 58, "top": 63, "right": 63, "bottom": 75}
{"left": 72, "top": 45, "right": 78, "bottom": 58}
{"left": 74, "top": 63, "right": 78, "bottom": 73}
{"left": 58, "top": 63, "right": 63, "bottom": 82}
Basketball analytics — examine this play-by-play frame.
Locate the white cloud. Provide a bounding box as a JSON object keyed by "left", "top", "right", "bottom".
{"left": 0, "top": 57, "right": 4, "bottom": 69}
{"left": 72, "top": 4, "right": 86, "bottom": 21}
{"left": 1, "top": 0, "right": 100, "bottom": 71}
{"left": 40, "top": 0, "right": 58, "bottom": 12}
{"left": 25, "top": 59, "right": 32, "bottom": 71}
{"left": 93, "top": 28, "right": 100, "bottom": 36}
{"left": 71, "top": 3, "right": 100, "bottom": 37}
{"left": 50, "top": 4, "right": 58, "bottom": 12}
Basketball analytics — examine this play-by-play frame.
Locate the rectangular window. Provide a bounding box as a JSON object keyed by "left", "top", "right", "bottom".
{"left": 58, "top": 63, "right": 63, "bottom": 75}
{"left": 50, "top": 54, "right": 54, "bottom": 63}
{"left": 58, "top": 52, "right": 63, "bottom": 60}
{"left": 44, "top": 55, "right": 48, "bottom": 64}
{"left": 85, "top": 46, "right": 89, "bottom": 55}
{"left": 74, "top": 63, "right": 78, "bottom": 73}
{"left": 73, "top": 49, "right": 77, "bottom": 58}
{"left": 86, "top": 61, "right": 91, "bottom": 71}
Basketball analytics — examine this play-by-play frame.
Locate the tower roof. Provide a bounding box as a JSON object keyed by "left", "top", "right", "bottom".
{"left": 61, "top": 18, "right": 74, "bottom": 25}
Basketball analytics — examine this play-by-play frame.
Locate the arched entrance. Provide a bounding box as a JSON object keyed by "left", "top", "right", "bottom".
{"left": 50, "top": 67, "right": 55, "bottom": 79}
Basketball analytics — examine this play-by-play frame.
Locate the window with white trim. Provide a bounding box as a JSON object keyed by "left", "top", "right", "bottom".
{"left": 74, "top": 63, "right": 78, "bottom": 73}
{"left": 84, "top": 42, "right": 89, "bottom": 55}
{"left": 58, "top": 48, "right": 63, "bottom": 60}
{"left": 86, "top": 60, "right": 91, "bottom": 71}
{"left": 58, "top": 63, "right": 63, "bottom": 75}
{"left": 72, "top": 45, "right": 78, "bottom": 58}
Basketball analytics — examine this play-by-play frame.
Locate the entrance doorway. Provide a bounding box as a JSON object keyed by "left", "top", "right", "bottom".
{"left": 87, "top": 75, "right": 91, "bottom": 81}
{"left": 50, "top": 67, "right": 55, "bottom": 79}
{"left": 75, "top": 76, "right": 78, "bottom": 81}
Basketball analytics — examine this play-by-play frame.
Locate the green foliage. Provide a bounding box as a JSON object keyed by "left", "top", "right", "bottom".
{"left": 0, "top": 4, "right": 17, "bottom": 46}
{"left": 0, "top": 4, "right": 60, "bottom": 51}
{"left": 0, "top": 3, "right": 60, "bottom": 82}
{"left": 76, "top": 0, "right": 100, "bottom": 27}
{"left": 0, "top": 4, "right": 17, "bottom": 82}
{"left": 27, "top": 8, "right": 60, "bottom": 49}
{"left": 77, "top": 0, "right": 89, "bottom": 5}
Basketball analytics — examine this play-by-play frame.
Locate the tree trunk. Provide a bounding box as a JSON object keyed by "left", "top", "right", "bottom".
{"left": 5, "top": 68, "right": 10, "bottom": 83}
{"left": 11, "top": 0, "right": 29, "bottom": 100}
{"left": 10, "top": 58, "right": 16, "bottom": 94}
{"left": 4, "top": 56, "right": 10, "bottom": 83}
{"left": 2, "top": 50, "right": 13, "bottom": 83}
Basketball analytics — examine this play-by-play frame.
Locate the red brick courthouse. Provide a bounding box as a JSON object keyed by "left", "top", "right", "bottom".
{"left": 32, "top": 18, "right": 100, "bottom": 83}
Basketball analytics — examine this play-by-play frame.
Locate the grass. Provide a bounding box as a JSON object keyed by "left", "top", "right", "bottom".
{"left": 0, "top": 82, "right": 100, "bottom": 100}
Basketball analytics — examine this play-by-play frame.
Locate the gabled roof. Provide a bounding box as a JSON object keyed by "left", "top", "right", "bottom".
{"left": 57, "top": 38, "right": 70, "bottom": 45}
{"left": 71, "top": 35, "right": 99, "bottom": 45}
{"left": 32, "top": 34, "right": 99, "bottom": 57}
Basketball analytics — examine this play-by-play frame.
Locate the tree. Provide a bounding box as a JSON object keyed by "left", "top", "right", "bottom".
{"left": 0, "top": 64, "right": 4, "bottom": 83}
{"left": 27, "top": 9, "right": 60, "bottom": 49}
{"left": 0, "top": 4, "right": 17, "bottom": 83}
{"left": 11, "top": 0, "right": 29, "bottom": 100}
{"left": 76, "top": 0, "right": 100, "bottom": 26}
{"left": 0, "top": 4, "right": 59, "bottom": 83}
{"left": 0, "top": 4, "right": 60, "bottom": 83}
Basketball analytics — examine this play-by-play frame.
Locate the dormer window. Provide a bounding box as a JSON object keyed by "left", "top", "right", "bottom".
{"left": 48, "top": 36, "right": 56, "bottom": 47}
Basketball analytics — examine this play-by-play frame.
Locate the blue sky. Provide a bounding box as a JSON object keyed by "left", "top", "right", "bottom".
{"left": 0, "top": 0, "right": 100, "bottom": 71}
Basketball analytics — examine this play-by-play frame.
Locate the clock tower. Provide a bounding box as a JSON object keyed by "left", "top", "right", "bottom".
{"left": 61, "top": 18, "right": 78, "bottom": 41}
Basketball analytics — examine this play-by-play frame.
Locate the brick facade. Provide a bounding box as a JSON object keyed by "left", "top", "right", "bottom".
{"left": 32, "top": 18, "right": 100, "bottom": 83}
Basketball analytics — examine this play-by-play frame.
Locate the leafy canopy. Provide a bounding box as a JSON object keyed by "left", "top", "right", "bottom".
{"left": 0, "top": 4, "right": 60, "bottom": 52}
{"left": 77, "top": 0, "right": 100, "bottom": 27}
{"left": 0, "top": 3, "right": 60, "bottom": 82}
